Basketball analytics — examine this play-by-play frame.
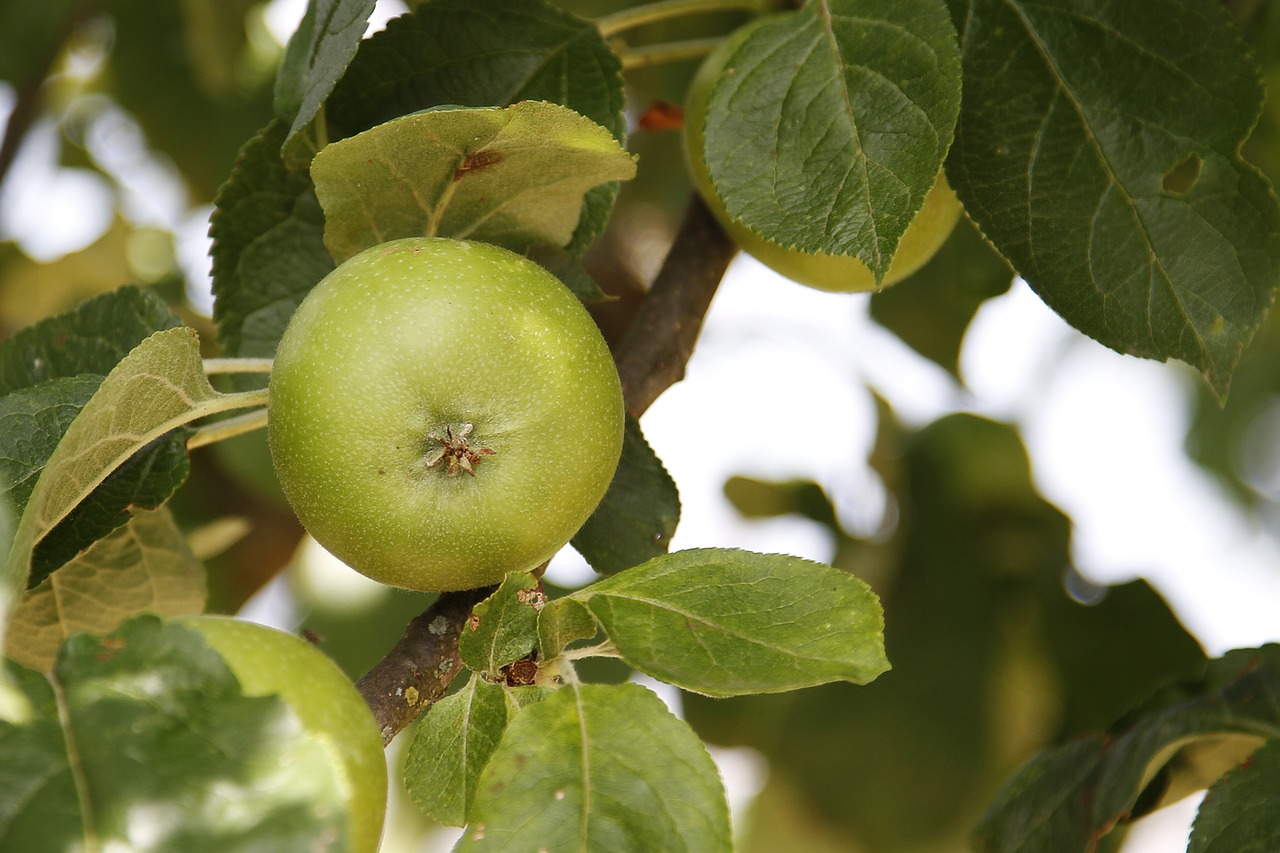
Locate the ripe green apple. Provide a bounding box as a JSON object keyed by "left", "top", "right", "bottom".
{"left": 177, "top": 615, "right": 387, "bottom": 853}
{"left": 267, "top": 237, "right": 625, "bottom": 592}
{"left": 684, "top": 17, "right": 962, "bottom": 293}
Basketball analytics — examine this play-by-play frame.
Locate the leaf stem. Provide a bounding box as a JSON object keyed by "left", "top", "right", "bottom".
{"left": 616, "top": 37, "right": 721, "bottom": 70}
{"left": 187, "top": 406, "right": 269, "bottom": 450}
{"left": 596, "top": 0, "right": 767, "bottom": 38}
{"left": 202, "top": 357, "right": 274, "bottom": 375}
{"left": 561, "top": 639, "right": 621, "bottom": 661}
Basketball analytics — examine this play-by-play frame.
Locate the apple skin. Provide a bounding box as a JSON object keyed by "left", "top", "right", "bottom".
{"left": 267, "top": 237, "right": 624, "bottom": 592}
{"left": 683, "top": 17, "right": 962, "bottom": 293}
{"left": 177, "top": 615, "right": 387, "bottom": 853}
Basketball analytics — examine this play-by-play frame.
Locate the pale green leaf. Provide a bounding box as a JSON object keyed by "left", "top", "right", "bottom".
{"left": 702, "top": 0, "right": 960, "bottom": 280}
{"left": 311, "top": 101, "right": 637, "bottom": 263}
{"left": 947, "top": 0, "right": 1280, "bottom": 397}
{"left": 537, "top": 597, "right": 597, "bottom": 659}
{"left": 458, "top": 573, "right": 544, "bottom": 676}
{"left": 404, "top": 674, "right": 510, "bottom": 827}
{"left": 457, "top": 683, "right": 731, "bottom": 853}
{"left": 574, "top": 548, "right": 889, "bottom": 697}
{"left": 5, "top": 508, "right": 206, "bottom": 672}
{"left": 0, "top": 329, "right": 265, "bottom": 659}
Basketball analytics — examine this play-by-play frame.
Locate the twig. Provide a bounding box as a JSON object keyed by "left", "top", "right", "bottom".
{"left": 615, "top": 193, "right": 737, "bottom": 416}
{"left": 356, "top": 586, "right": 495, "bottom": 745}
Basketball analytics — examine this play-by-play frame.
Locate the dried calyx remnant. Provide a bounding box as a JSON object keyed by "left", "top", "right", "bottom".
{"left": 425, "top": 422, "right": 495, "bottom": 476}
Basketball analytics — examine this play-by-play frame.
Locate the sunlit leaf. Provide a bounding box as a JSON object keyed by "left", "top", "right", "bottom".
{"left": 311, "top": 102, "right": 636, "bottom": 263}
{"left": 5, "top": 509, "right": 206, "bottom": 672}
{"left": 575, "top": 548, "right": 888, "bottom": 696}
{"left": 404, "top": 674, "right": 510, "bottom": 826}
{"left": 458, "top": 683, "right": 731, "bottom": 852}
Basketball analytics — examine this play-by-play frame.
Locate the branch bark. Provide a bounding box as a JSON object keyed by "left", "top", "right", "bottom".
{"left": 356, "top": 192, "right": 736, "bottom": 742}
{"left": 355, "top": 585, "right": 495, "bottom": 745}
{"left": 615, "top": 194, "right": 737, "bottom": 416}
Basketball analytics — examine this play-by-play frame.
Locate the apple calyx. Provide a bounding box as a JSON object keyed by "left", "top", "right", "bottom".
{"left": 424, "top": 422, "right": 495, "bottom": 477}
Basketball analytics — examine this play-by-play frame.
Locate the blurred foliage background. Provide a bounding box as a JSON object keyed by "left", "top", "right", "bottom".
{"left": 2, "top": 1, "right": 1280, "bottom": 851}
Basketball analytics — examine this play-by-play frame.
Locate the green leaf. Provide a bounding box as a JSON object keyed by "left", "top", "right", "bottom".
{"left": 210, "top": 120, "right": 335, "bottom": 366}
{"left": 574, "top": 548, "right": 888, "bottom": 697}
{"left": 0, "top": 286, "right": 181, "bottom": 396}
{"left": 274, "top": 0, "right": 378, "bottom": 142}
{"left": 537, "top": 597, "right": 598, "bottom": 659}
{"left": 5, "top": 509, "right": 206, "bottom": 673}
{"left": 947, "top": 0, "right": 1280, "bottom": 398}
{"left": 457, "top": 682, "right": 731, "bottom": 853}
{"left": 0, "top": 329, "right": 265, "bottom": 659}
{"left": 1189, "top": 738, "right": 1280, "bottom": 853}
{"left": 310, "top": 101, "right": 637, "bottom": 263}
{"left": 404, "top": 674, "right": 510, "bottom": 827}
{"left": 0, "top": 289, "right": 193, "bottom": 586}
{"left": 322, "top": 0, "right": 626, "bottom": 253}
{"left": 458, "top": 573, "right": 544, "bottom": 676}
{"left": 868, "top": 217, "right": 1013, "bottom": 378}
{"left": 974, "top": 646, "right": 1280, "bottom": 853}
{"left": 703, "top": 0, "right": 961, "bottom": 281}
{"left": 0, "top": 615, "right": 351, "bottom": 850}
{"left": 572, "top": 416, "right": 680, "bottom": 576}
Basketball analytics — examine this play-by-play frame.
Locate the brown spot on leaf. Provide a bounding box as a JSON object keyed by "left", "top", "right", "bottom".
{"left": 454, "top": 150, "right": 503, "bottom": 181}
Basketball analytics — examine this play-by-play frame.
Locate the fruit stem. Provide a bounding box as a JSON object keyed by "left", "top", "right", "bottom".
{"left": 202, "top": 357, "right": 273, "bottom": 375}
{"left": 596, "top": 0, "right": 768, "bottom": 38}
{"left": 187, "top": 405, "right": 269, "bottom": 450}
{"left": 616, "top": 36, "right": 721, "bottom": 70}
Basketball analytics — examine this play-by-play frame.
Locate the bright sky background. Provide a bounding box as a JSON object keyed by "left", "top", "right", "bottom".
{"left": 3, "top": 0, "right": 1278, "bottom": 848}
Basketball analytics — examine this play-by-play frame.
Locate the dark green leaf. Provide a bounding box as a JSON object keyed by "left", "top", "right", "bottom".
{"left": 572, "top": 416, "right": 680, "bottom": 576}
{"left": 404, "top": 674, "right": 510, "bottom": 827}
{"left": 274, "top": 0, "right": 377, "bottom": 143}
{"left": 575, "top": 548, "right": 888, "bottom": 696}
{"left": 323, "top": 0, "right": 626, "bottom": 253}
{"left": 310, "top": 102, "right": 636, "bottom": 263}
{"left": 702, "top": 1, "right": 961, "bottom": 280}
{"left": 0, "top": 289, "right": 190, "bottom": 588}
{"left": 868, "top": 217, "right": 1012, "bottom": 377}
{"left": 537, "top": 597, "right": 597, "bottom": 659}
{"left": 947, "top": 0, "right": 1280, "bottom": 397}
{"left": 458, "top": 683, "right": 731, "bottom": 853}
{"left": 0, "top": 286, "right": 181, "bottom": 396}
{"left": 0, "top": 615, "right": 351, "bottom": 851}
{"left": 974, "top": 646, "right": 1280, "bottom": 853}
{"left": 210, "top": 120, "right": 334, "bottom": 365}
{"left": 1189, "top": 738, "right": 1280, "bottom": 853}
{"left": 458, "top": 573, "right": 544, "bottom": 675}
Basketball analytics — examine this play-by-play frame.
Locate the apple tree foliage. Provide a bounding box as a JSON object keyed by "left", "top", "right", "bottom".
{"left": 0, "top": 0, "right": 1279, "bottom": 851}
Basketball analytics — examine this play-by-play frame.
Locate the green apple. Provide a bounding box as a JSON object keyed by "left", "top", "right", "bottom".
{"left": 177, "top": 615, "right": 387, "bottom": 853}
{"left": 267, "top": 237, "right": 625, "bottom": 592}
{"left": 684, "top": 17, "right": 962, "bottom": 293}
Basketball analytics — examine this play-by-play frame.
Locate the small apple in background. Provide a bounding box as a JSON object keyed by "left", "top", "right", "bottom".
{"left": 267, "top": 237, "right": 625, "bottom": 592}
{"left": 177, "top": 615, "right": 387, "bottom": 853}
{"left": 683, "top": 17, "right": 962, "bottom": 293}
